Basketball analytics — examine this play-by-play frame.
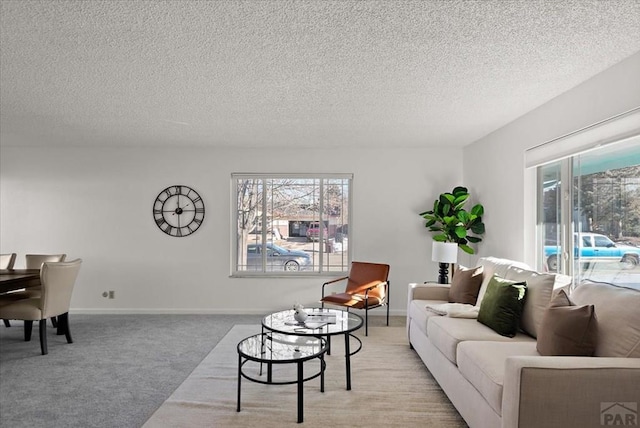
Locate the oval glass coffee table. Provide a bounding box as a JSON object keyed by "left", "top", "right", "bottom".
{"left": 262, "top": 308, "right": 363, "bottom": 390}
{"left": 237, "top": 332, "right": 327, "bottom": 423}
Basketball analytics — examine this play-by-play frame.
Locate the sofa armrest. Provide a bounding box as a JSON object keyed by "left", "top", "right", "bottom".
{"left": 406, "top": 282, "right": 450, "bottom": 339}
{"left": 503, "top": 356, "right": 640, "bottom": 428}
{"left": 408, "top": 282, "right": 450, "bottom": 302}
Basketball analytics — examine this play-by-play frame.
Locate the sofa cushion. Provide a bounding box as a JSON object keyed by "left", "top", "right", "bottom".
{"left": 449, "top": 265, "right": 484, "bottom": 305}
{"left": 457, "top": 341, "right": 539, "bottom": 415}
{"left": 476, "top": 257, "right": 530, "bottom": 306}
{"left": 477, "top": 275, "right": 527, "bottom": 337}
{"left": 505, "top": 266, "right": 556, "bottom": 338}
{"left": 427, "top": 316, "right": 535, "bottom": 364}
{"left": 536, "top": 289, "right": 597, "bottom": 356}
{"left": 570, "top": 280, "right": 640, "bottom": 357}
{"left": 408, "top": 299, "right": 447, "bottom": 337}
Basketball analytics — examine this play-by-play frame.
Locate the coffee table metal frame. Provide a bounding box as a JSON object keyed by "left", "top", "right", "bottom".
{"left": 262, "top": 307, "right": 363, "bottom": 390}
{"left": 237, "top": 332, "right": 328, "bottom": 423}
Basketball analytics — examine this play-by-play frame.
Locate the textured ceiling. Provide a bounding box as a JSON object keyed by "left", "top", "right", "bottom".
{"left": 1, "top": 0, "right": 639, "bottom": 148}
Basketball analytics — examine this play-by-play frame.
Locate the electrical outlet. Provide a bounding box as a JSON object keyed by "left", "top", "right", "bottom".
{"left": 108, "top": 290, "right": 115, "bottom": 299}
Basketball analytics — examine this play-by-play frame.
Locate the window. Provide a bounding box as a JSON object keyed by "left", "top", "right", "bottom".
{"left": 531, "top": 110, "right": 640, "bottom": 288}
{"left": 232, "top": 174, "right": 352, "bottom": 276}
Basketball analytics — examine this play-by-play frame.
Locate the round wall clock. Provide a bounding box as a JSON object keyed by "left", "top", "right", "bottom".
{"left": 153, "top": 185, "right": 205, "bottom": 237}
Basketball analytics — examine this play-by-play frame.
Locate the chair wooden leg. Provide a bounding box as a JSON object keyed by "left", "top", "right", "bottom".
{"left": 51, "top": 316, "right": 58, "bottom": 328}
{"left": 59, "top": 312, "right": 73, "bottom": 344}
{"left": 24, "top": 320, "right": 33, "bottom": 341}
{"left": 2, "top": 319, "right": 10, "bottom": 327}
{"left": 39, "top": 319, "right": 48, "bottom": 355}
{"left": 56, "top": 315, "right": 64, "bottom": 335}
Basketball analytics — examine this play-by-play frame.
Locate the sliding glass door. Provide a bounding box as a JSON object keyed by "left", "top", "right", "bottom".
{"left": 537, "top": 136, "right": 640, "bottom": 288}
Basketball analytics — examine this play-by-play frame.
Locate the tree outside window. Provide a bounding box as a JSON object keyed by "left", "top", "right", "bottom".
{"left": 233, "top": 174, "right": 352, "bottom": 276}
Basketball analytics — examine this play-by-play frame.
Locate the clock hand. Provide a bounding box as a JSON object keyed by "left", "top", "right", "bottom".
{"left": 173, "top": 195, "right": 184, "bottom": 216}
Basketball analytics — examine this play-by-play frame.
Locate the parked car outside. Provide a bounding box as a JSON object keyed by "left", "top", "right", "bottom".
{"left": 306, "top": 222, "right": 327, "bottom": 242}
{"left": 544, "top": 232, "right": 640, "bottom": 271}
{"left": 246, "top": 243, "right": 312, "bottom": 271}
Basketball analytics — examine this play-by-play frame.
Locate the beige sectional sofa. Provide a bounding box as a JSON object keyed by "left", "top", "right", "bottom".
{"left": 407, "top": 256, "right": 640, "bottom": 428}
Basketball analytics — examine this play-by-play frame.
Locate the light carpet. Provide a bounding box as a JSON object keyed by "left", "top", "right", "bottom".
{"left": 143, "top": 325, "right": 468, "bottom": 427}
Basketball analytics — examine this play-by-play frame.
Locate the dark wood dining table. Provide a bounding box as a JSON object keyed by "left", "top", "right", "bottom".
{"left": 0, "top": 269, "right": 41, "bottom": 294}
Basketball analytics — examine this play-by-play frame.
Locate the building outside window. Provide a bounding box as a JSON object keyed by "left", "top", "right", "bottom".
{"left": 531, "top": 112, "right": 640, "bottom": 289}
{"left": 232, "top": 173, "right": 352, "bottom": 276}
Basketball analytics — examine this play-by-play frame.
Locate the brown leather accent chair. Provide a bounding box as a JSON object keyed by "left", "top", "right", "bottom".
{"left": 320, "top": 261, "right": 390, "bottom": 336}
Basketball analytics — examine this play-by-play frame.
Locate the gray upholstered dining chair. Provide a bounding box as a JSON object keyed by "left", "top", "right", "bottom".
{"left": 0, "top": 253, "right": 17, "bottom": 270}
{"left": 0, "top": 259, "right": 82, "bottom": 355}
{"left": 1, "top": 254, "right": 67, "bottom": 327}
{"left": 21, "top": 253, "right": 67, "bottom": 296}
{"left": 26, "top": 253, "right": 68, "bottom": 271}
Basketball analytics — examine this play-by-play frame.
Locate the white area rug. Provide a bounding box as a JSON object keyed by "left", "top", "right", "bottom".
{"left": 143, "top": 325, "right": 467, "bottom": 427}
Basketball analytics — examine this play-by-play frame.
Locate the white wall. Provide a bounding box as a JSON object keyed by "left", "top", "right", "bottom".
{"left": 463, "top": 52, "right": 640, "bottom": 266}
{"left": 4, "top": 52, "right": 639, "bottom": 315}
{"left": 0, "top": 145, "right": 461, "bottom": 314}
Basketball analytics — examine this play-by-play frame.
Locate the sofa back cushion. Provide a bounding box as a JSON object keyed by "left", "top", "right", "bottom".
{"left": 449, "top": 265, "right": 484, "bottom": 305}
{"left": 504, "top": 266, "right": 556, "bottom": 338}
{"left": 476, "top": 257, "right": 530, "bottom": 306}
{"left": 570, "top": 281, "right": 640, "bottom": 358}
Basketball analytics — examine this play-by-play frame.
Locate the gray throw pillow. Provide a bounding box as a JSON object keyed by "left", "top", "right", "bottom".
{"left": 536, "top": 289, "right": 597, "bottom": 356}
{"left": 448, "top": 265, "right": 484, "bottom": 305}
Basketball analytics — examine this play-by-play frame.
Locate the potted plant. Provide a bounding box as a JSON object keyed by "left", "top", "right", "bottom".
{"left": 419, "top": 186, "right": 485, "bottom": 254}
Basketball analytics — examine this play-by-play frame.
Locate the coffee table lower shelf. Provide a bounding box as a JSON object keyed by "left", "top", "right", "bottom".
{"left": 237, "top": 332, "right": 328, "bottom": 423}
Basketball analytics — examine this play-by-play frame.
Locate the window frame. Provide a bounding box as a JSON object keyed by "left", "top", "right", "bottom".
{"left": 231, "top": 173, "right": 353, "bottom": 278}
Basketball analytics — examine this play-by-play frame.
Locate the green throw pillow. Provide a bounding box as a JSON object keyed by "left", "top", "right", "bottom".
{"left": 477, "top": 274, "right": 527, "bottom": 337}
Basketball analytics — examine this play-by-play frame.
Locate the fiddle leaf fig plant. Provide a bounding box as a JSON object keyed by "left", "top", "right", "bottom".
{"left": 419, "top": 186, "right": 485, "bottom": 254}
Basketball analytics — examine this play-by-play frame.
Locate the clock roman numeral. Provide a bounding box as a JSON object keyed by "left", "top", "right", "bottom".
{"left": 174, "top": 185, "right": 182, "bottom": 195}
{"left": 155, "top": 217, "right": 165, "bottom": 227}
